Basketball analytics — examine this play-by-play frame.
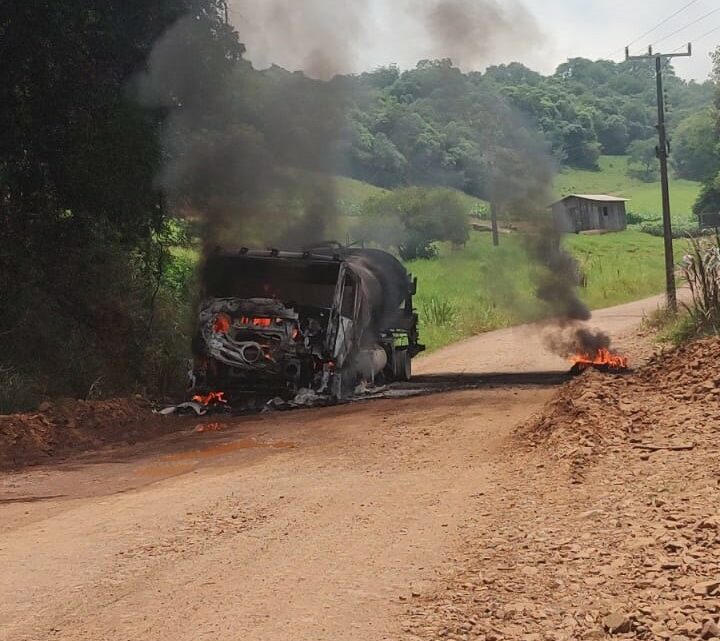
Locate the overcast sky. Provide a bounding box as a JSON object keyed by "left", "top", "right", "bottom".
{"left": 228, "top": 0, "right": 719, "bottom": 81}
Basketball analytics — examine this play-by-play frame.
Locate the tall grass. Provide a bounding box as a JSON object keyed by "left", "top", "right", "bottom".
{"left": 421, "top": 297, "right": 457, "bottom": 326}
{"left": 680, "top": 233, "right": 720, "bottom": 335}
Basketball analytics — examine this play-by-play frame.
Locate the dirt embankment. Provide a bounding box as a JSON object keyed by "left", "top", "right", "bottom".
{"left": 520, "top": 337, "right": 720, "bottom": 481}
{"left": 0, "top": 397, "right": 169, "bottom": 469}
{"left": 405, "top": 337, "right": 720, "bottom": 641}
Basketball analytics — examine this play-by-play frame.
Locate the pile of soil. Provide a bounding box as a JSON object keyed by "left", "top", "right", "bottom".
{"left": 0, "top": 397, "right": 176, "bottom": 469}
{"left": 519, "top": 337, "right": 720, "bottom": 474}
{"left": 406, "top": 337, "right": 720, "bottom": 641}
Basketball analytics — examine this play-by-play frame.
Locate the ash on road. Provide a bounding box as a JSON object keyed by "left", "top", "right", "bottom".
{"left": 0, "top": 295, "right": 667, "bottom": 641}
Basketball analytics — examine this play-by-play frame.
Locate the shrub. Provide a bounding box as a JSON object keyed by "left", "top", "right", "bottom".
{"left": 354, "top": 187, "right": 470, "bottom": 260}
{"left": 680, "top": 232, "right": 720, "bottom": 335}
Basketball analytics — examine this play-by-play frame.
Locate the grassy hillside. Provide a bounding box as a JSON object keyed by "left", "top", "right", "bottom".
{"left": 339, "top": 155, "right": 701, "bottom": 228}
{"left": 334, "top": 176, "right": 388, "bottom": 216}
{"left": 555, "top": 156, "right": 701, "bottom": 225}
{"left": 409, "top": 231, "right": 689, "bottom": 352}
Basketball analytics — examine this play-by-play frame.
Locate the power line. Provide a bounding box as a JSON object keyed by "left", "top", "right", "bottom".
{"left": 630, "top": 0, "right": 703, "bottom": 46}
{"left": 652, "top": 7, "right": 720, "bottom": 47}
{"left": 672, "top": 22, "right": 720, "bottom": 51}
{"left": 606, "top": 0, "right": 702, "bottom": 58}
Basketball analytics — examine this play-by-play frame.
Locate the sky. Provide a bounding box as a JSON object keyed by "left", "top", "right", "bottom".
{"left": 228, "top": 0, "right": 719, "bottom": 81}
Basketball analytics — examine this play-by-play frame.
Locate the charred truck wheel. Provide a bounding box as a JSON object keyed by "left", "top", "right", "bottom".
{"left": 191, "top": 246, "right": 425, "bottom": 400}
{"left": 393, "top": 348, "right": 412, "bottom": 382}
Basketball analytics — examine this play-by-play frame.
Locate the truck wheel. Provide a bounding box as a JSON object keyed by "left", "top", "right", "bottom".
{"left": 394, "top": 349, "right": 412, "bottom": 382}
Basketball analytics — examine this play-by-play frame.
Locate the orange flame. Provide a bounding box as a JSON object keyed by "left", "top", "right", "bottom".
{"left": 238, "top": 316, "right": 273, "bottom": 328}
{"left": 213, "top": 314, "right": 231, "bottom": 334}
{"left": 570, "top": 348, "right": 628, "bottom": 372}
{"left": 192, "top": 391, "right": 228, "bottom": 406}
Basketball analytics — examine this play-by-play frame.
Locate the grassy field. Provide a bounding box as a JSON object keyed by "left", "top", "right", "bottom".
{"left": 332, "top": 162, "right": 701, "bottom": 352}
{"left": 555, "top": 156, "right": 701, "bottom": 225}
{"left": 408, "top": 230, "right": 690, "bottom": 352}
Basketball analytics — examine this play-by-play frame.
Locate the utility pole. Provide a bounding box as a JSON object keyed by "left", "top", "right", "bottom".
{"left": 626, "top": 44, "right": 691, "bottom": 312}
{"left": 490, "top": 201, "right": 500, "bottom": 247}
{"left": 486, "top": 148, "right": 500, "bottom": 248}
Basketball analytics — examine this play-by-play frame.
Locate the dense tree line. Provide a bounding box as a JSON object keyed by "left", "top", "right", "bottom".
{"left": 339, "top": 58, "right": 713, "bottom": 194}
{"left": 0, "top": 2, "right": 242, "bottom": 409}
{"left": 694, "top": 49, "right": 720, "bottom": 216}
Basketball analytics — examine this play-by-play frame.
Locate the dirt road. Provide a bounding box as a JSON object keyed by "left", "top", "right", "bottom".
{"left": 0, "top": 294, "right": 668, "bottom": 641}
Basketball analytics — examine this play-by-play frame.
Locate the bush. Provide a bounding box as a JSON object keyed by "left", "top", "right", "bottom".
{"left": 640, "top": 222, "right": 700, "bottom": 238}
{"left": 626, "top": 210, "right": 645, "bottom": 225}
{"left": 354, "top": 187, "right": 470, "bottom": 260}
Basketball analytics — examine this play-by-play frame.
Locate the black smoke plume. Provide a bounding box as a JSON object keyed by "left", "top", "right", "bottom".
{"left": 228, "top": 0, "right": 367, "bottom": 80}
{"left": 473, "top": 98, "right": 615, "bottom": 358}
{"left": 134, "top": 13, "right": 348, "bottom": 253}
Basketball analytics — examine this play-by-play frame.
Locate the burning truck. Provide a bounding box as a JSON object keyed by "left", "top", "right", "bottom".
{"left": 191, "top": 245, "right": 425, "bottom": 399}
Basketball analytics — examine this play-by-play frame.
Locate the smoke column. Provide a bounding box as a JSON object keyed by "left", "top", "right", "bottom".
{"left": 423, "top": 0, "right": 545, "bottom": 70}
{"left": 134, "top": 12, "right": 348, "bottom": 253}
{"left": 228, "top": 0, "right": 368, "bottom": 80}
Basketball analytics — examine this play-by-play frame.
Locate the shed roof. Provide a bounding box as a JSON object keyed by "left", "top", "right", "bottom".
{"left": 553, "top": 194, "right": 629, "bottom": 204}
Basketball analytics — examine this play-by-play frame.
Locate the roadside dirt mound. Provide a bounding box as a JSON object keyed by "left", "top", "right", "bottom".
{"left": 0, "top": 397, "right": 173, "bottom": 469}
{"left": 519, "top": 337, "right": 720, "bottom": 471}
{"left": 408, "top": 338, "right": 720, "bottom": 641}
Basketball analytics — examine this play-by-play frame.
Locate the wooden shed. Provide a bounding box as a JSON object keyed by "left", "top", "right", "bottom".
{"left": 551, "top": 194, "right": 628, "bottom": 233}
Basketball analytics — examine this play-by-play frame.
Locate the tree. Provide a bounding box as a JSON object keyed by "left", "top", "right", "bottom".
{"left": 356, "top": 188, "right": 470, "bottom": 260}
{"left": 596, "top": 114, "right": 629, "bottom": 155}
{"left": 0, "top": 1, "right": 242, "bottom": 407}
{"left": 627, "top": 139, "right": 658, "bottom": 182}
{"left": 672, "top": 110, "right": 719, "bottom": 182}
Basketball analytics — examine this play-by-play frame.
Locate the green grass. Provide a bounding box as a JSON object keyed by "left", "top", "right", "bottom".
{"left": 406, "top": 235, "right": 538, "bottom": 350}
{"left": 334, "top": 176, "right": 388, "bottom": 217}
{"left": 565, "top": 231, "right": 687, "bottom": 309}
{"left": 408, "top": 231, "right": 691, "bottom": 352}
{"left": 555, "top": 156, "right": 701, "bottom": 225}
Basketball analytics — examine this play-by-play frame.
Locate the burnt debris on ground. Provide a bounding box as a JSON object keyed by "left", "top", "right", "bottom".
{"left": 0, "top": 368, "right": 573, "bottom": 471}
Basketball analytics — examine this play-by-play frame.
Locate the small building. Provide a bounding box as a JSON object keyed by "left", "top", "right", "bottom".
{"left": 551, "top": 194, "right": 628, "bottom": 233}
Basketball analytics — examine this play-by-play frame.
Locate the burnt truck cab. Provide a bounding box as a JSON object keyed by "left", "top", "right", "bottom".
{"left": 192, "top": 246, "right": 424, "bottom": 398}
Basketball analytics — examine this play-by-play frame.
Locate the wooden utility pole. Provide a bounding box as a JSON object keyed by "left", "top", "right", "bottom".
{"left": 490, "top": 201, "right": 500, "bottom": 247}
{"left": 626, "top": 44, "right": 691, "bottom": 312}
